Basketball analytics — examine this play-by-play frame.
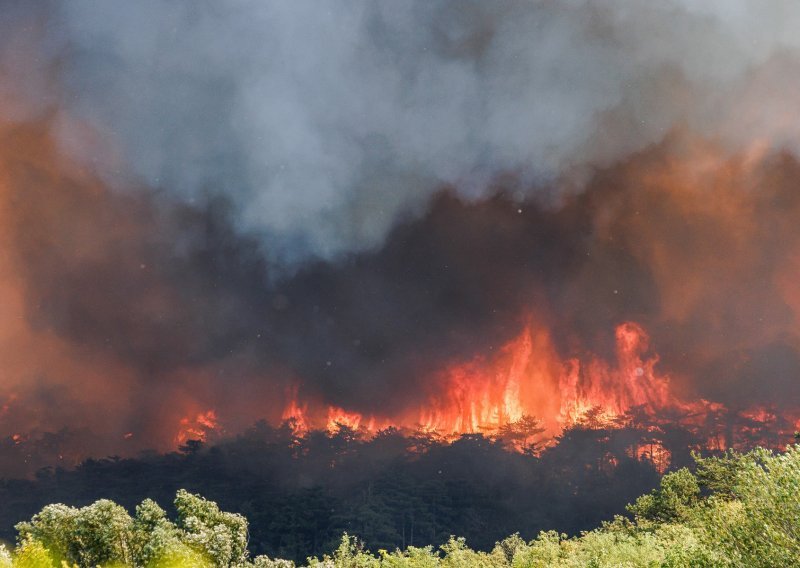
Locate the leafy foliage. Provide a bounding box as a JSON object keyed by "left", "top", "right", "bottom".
{"left": 0, "top": 423, "right": 667, "bottom": 563}
{"left": 626, "top": 467, "right": 699, "bottom": 523}
{"left": 14, "top": 491, "right": 259, "bottom": 567}
{"left": 5, "top": 445, "right": 800, "bottom": 567}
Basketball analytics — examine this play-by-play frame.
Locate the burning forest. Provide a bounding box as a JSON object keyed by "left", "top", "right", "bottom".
{"left": 1, "top": 2, "right": 800, "bottom": 559}
{"left": 1, "top": 125, "right": 799, "bottom": 474}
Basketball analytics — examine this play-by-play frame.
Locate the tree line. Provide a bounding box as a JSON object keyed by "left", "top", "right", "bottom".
{"left": 3, "top": 445, "right": 800, "bottom": 566}
{"left": 0, "top": 409, "right": 793, "bottom": 564}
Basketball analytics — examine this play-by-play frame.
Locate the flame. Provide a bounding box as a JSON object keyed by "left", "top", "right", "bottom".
{"left": 2, "top": 118, "right": 798, "bottom": 465}
{"left": 405, "top": 320, "right": 682, "bottom": 438}
{"left": 282, "top": 320, "right": 675, "bottom": 437}
{"left": 628, "top": 440, "right": 671, "bottom": 473}
{"left": 281, "top": 385, "right": 310, "bottom": 434}
{"left": 326, "top": 407, "right": 366, "bottom": 432}
{"left": 279, "top": 318, "right": 800, "bottom": 468}
{"left": 175, "top": 409, "right": 219, "bottom": 444}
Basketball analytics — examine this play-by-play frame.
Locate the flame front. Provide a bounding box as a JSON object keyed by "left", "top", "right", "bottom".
{"left": 283, "top": 321, "right": 674, "bottom": 438}
{"left": 280, "top": 318, "right": 799, "bottom": 469}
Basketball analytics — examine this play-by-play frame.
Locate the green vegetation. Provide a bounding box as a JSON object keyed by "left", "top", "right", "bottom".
{"left": 0, "top": 422, "right": 668, "bottom": 561}
{"left": 3, "top": 446, "right": 800, "bottom": 567}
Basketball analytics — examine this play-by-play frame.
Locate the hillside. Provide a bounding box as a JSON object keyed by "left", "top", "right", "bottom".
{"left": 2, "top": 445, "right": 799, "bottom": 567}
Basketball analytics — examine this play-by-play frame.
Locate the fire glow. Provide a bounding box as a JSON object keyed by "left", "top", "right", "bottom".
{"left": 4, "top": 124, "right": 800, "bottom": 475}
{"left": 279, "top": 320, "right": 673, "bottom": 439}
{"left": 275, "top": 320, "right": 800, "bottom": 468}
{"left": 5, "top": 1, "right": 800, "bottom": 484}
{"left": 175, "top": 410, "right": 219, "bottom": 445}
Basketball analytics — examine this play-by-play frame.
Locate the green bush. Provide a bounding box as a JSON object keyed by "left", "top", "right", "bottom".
{"left": 8, "top": 445, "right": 800, "bottom": 567}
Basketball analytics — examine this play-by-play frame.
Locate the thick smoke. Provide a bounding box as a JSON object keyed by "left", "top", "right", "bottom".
{"left": 2, "top": 1, "right": 800, "bottom": 456}
{"left": 7, "top": 0, "right": 800, "bottom": 262}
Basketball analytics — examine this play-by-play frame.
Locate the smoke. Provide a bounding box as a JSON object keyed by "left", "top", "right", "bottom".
{"left": 266, "top": 138, "right": 800, "bottom": 415}
{"left": 4, "top": 1, "right": 800, "bottom": 263}
{"left": 2, "top": 1, "right": 800, "bottom": 455}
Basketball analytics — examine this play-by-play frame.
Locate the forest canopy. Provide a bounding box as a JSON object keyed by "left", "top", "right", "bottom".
{"left": 3, "top": 445, "right": 800, "bottom": 567}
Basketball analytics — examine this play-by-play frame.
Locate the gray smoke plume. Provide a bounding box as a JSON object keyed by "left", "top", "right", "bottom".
{"left": 3, "top": 1, "right": 800, "bottom": 456}
{"left": 4, "top": 0, "right": 800, "bottom": 264}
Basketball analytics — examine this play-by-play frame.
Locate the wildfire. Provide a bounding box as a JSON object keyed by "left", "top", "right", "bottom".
{"left": 326, "top": 407, "right": 366, "bottom": 432}
{"left": 281, "top": 385, "right": 310, "bottom": 433}
{"left": 278, "top": 319, "right": 800, "bottom": 471}
{"left": 282, "top": 320, "right": 680, "bottom": 438}
{"left": 175, "top": 409, "right": 219, "bottom": 445}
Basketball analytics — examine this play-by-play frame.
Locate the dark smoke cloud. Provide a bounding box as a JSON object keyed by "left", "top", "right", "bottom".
{"left": 2, "top": 2, "right": 800, "bottom": 454}
{"left": 7, "top": 1, "right": 800, "bottom": 263}
{"left": 5, "top": 117, "right": 800, "bottom": 452}
{"left": 266, "top": 140, "right": 800, "bottom": 414}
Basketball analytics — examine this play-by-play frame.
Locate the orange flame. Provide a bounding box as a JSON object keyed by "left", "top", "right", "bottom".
{"left": 175, "top": 409, "right": 219, "bottom": 444}
{"left": 281, "top": 384, "right": 310, "bottom": 434}
{"left": 405, "top": 320, "right": 682, "bottom": 439}
{"left": 279, "top": 318, "right": 799, "bottom": 469}
{"left": 281, "top": 320, "right": 677, "bottom": 437}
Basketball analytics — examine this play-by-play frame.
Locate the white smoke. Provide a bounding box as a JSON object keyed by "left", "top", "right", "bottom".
{"left": 7, "top": 0, "right": 800, "bottom": 263}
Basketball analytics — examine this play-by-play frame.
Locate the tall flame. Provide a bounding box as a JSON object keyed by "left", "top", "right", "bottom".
{"left": 279, "top": 317, "right": 799, "bottom": 472}
{"left": 282, "top": 321, "right": 673, "bottom": 438}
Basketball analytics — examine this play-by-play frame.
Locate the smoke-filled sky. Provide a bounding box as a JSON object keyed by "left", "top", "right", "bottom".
{"left": 2, "top": 1, "right": 800, "bottom": 454}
